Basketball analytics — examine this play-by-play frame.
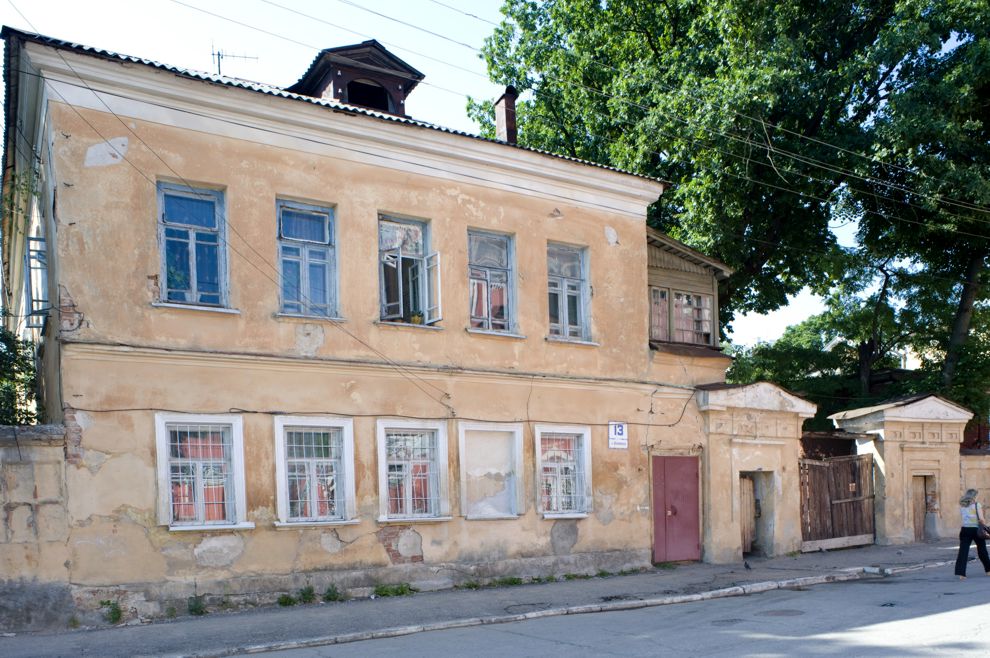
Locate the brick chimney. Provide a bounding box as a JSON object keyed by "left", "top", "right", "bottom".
{"left": 494, "top": 85, "right": 519, "bottom": 144}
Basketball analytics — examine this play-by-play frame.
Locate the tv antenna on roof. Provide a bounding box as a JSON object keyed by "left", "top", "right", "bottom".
{"left": 211, "top": 43, "right": 258, "bottom": 76}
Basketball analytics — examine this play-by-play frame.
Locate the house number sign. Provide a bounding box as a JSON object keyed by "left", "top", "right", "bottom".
{"left": 608, "top": 421, "right": 628, "bottom": 449}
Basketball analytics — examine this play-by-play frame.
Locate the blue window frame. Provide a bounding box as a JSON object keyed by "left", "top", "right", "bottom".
{"left": 278, "top": 200, "right": 336, "bottom": 317}
{"left": 158, "top": 183, "right": 226, "bottom": 306}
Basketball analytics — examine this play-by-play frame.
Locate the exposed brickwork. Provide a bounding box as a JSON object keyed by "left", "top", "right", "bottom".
{"left": 375, "top": 525, "right": 423, "bottom": 564}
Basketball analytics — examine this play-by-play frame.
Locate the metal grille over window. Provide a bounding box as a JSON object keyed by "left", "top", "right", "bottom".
{"left": 278, "top": 201, "right": 336, "bottom": 317}
{"left": 285, "top": 427, "right": 343, "bottom": 521}
{"left": 673, "top": 292, "right": 713, "bottom": 345}
{"left": 468, "top": 231, "right": 512, "bottom": 332}
{"left": 547, "top": 243, "right": 587, "bottom": 339}
{"left": 386, "top": 430, "right": 439, "bottom": 517}
{"left": 167, "top": 424, "right": 234, "bottom": 525}
{"left": 159, "top": 184, "right": 224, "bottom": 306}
{"left": 25, "top": 236, "right": 48, "bottom": 328}
{"left": 539, "top": 432, "right": 585, "bottom": 513}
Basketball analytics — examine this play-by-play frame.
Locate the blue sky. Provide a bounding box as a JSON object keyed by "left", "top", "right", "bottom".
{"left": 1, "top": 0, "right": 830, "bottom": 345}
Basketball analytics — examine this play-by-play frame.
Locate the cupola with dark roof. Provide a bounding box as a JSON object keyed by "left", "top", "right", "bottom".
{"left": 286, "top": 40, "right": 424, "bottom": 116}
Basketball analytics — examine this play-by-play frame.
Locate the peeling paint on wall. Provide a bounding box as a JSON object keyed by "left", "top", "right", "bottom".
{"left": 376, "top": 525, "right": 423, "bottom": 564}
{"left": 193, "top": 535, "right": 245, "bottom": 568}
{"left": 294, "top": 323, "right": 325, "bottom": 356}
{"left": 550, "top": 519, "right": 578, "bottom": 555}
{"left": 83, "top": 137, "right": 128, "bottom": 167}
{"left": 604, "top": 225, "right": 619, "bottom": 246}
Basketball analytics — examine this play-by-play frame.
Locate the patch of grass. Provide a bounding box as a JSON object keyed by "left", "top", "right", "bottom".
{"left": 530, "top": 575, "right": 556, "bottom": 584}
{"left": 298, "top": 586, "right": 317, "bottom": 604}
{"left": 67, "top": 615, "right": 80, "bottom": 629}
{"left": 374, "top": 583, "right": 417, "bottom": 597}
{"left": 187, "top": 595, "right": 207, "bottom": 616}
{"left": 491, "top": 576, "right": 524, "bottom": 587}
{"left": 99, "top": 600, "right": 122, "bottom": 625}
{"left": 277, "top": 594, "right": 298, "bottom": 607}
{"left": 617, "top": 568, "right": 643, "bottom": 576}
{"left": 654, "top": 561, "right": 677, "bottom": 570}
{"left": 165, "top": 606, "right": 177, "bottom": 619}
{"left": 459, "top": 580, "right": 481, "bottom": 590}
{"left": 322, "top": 585, "right": 345, "bottom": 602}
{"left": 563, "top": 573, "right": 592, "bottom": 580}
{"left": 596, "top": 570, "right": 612, "bottom": 578}
{"left": 786, "top": 550, "right": 801, "bottom": 558}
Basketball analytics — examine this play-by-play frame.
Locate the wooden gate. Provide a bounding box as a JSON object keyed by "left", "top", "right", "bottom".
{"left": 799, "top": 454, "right": 875, "bottom": 551}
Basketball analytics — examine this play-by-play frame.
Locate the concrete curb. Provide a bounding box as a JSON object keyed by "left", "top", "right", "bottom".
{"left": 190, "top": 566, "right": 904, "bottom": 657}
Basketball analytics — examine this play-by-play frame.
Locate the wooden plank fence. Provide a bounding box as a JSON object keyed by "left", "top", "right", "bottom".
{"left": 800, "top": 454, "right": 875, "bottom": 552}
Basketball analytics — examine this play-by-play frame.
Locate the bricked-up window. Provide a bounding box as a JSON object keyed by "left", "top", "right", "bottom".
{"left": 547, "top": 243, "right": 589, "bottom": 340}
{"left": 458, "top": 422, "right": 524, "bottom": 519}
{"left": 274, "top": 416, "right": 356, "bottom": 525}
{"left": 468, "top": 231, "right": 513, "bottom": 332}
{"left": 535, "top": 425, "right": 592, "bottom": 516}
{"left": 376, "top": 419, "right": 450, "bottom": 521}
{"left": 157, "top": 182, "right": 226, "bottom": 307}
{"left": 155, "top": 413, "right": 251, "bottom": 530}
{"left": 278, "top": 199, "right": 336, "bottom": 317}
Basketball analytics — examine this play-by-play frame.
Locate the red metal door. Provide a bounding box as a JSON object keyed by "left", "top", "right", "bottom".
{"left": 652, "top": 456, "right": 700, "bottom": 562}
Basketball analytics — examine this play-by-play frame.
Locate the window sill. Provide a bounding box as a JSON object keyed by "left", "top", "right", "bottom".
{"left": 465, "top": 514, "right": 522, "bottom": 521}
{"left": 377, "top": 515, "right": 453, "bottom": 524}
{"left": 374, "top": 321, "right": 443, "bottom": 331}
{"left": 152, "top": 302, "right": 240, "bottom": 315}
{"left": 274, "top": 519, "right": 360, "bottom": 528}
{"left": 466, "top": 328, "right": 526, "bottom": 340}
{"left": 545, "top": 336, "right": 599, "bottom": 347}
{"left": 167, "top": 521, "right": 256, "bottom": 532}
{"left": 274, "top": 313, "right": 346, "bottom": 323}
{"left": 541, "top": 512, "right": 588, "bottom": 520}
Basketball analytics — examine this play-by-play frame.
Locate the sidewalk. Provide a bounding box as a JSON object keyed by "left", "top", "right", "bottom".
{"left": 0, "top": 539, "right": 964, "bottom": 658}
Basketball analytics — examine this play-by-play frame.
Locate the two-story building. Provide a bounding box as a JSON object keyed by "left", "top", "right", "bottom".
{"left": 1, "top": 28, "right": 815, "bottom": 618}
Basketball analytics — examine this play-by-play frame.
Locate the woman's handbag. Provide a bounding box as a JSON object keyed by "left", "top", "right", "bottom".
{"left": 979, "top": 524, "right": 990, "bottom": 540}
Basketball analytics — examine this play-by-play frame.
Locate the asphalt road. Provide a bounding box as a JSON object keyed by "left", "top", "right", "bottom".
{"left": 256, "top": 568, "right": 990, "bottom": 657}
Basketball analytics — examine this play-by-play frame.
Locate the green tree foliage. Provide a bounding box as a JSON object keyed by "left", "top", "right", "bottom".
{"left": 473, "top": 0, "right": 989, "bottom": 400}
{"left": 0, "top": 325, "right": 38, "bottom": 425}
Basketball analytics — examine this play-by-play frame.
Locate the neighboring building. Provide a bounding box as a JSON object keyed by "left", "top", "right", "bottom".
{"left": 1, "top": 27, "right": 816, "bottom": 619}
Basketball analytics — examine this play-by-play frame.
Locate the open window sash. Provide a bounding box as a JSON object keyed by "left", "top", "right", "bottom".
{"left": 380, "top": 247, "right": 403, "bottom": 320}
{"left": 425, "top": 251, "right": 442, "bottom": 324}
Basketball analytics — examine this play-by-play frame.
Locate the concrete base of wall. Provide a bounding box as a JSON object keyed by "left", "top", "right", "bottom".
{"left": 65, "top": 548, "right": 652, "bottom": 625}
{"left": 0, "top": 579, "right": 75, "bottom": 632}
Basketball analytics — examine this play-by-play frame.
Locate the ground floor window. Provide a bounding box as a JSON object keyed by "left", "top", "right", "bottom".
{"left": 274, "top": 416, "right": 356, "bottom": 524}
{"left": 154, "top": 413, "right": 251, "bottom": 530}
{"left": 376, "top": 419, "right": 449, "bottom": 520}
{"left": 535, "top": 424, "right": 593, "bottom": 516}
{"left": 458, "top": 422, "right": 524, "bottom": 518}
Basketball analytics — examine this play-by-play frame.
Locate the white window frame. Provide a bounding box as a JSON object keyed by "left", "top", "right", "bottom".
{"left": 534, "top": 424, "right": 593, "bottom": 518}
{"left": 273, "top": 416, "right": 357, "bottom": 526}
{"left": 154, "top": 413, "right": 253, "bottom": 531}
{"left": 277, "top": 199, "right": 339, "bottom": 318}
{"left": 547, "top": 243, "right": 590, "bottom": 341}
{"left": 457, "top": 421, "right": 524, "bottom": 519}
{"left": 157, "top": 182, "right": 228, "bottom": 307}
{"left": 467, "top": 230, "right": 515, "bottom": 333}
{"left": 376, "top": 418, "right": 450, "bottom": 522}
{"left": 378, "top": 214, "right": 442, "bottom": 325}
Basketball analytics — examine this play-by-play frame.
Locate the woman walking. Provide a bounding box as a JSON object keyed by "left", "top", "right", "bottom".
{"left": 954, "top": 488, "right": 990, "bottom": 579}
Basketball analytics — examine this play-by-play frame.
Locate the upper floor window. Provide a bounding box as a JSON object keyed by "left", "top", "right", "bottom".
{"left": 379, "top": 215, "right": 441, "bottom": 325}
{"left": 650, "top": 286, "right": 714, "bottom": 345}
{"left": 547, "top": 243, "right": 589, "bottom": 340}
{"left": 24, "top": 235, "right": 48, "bottom": 329}
{"left": 158, "top": 183, "right": 225, "bottom": 306}
{"left": 468, "top": 230, "right": 513, "bottom": 332}
{"left": 278, "top": 200, "right": 337, "bottom": 317}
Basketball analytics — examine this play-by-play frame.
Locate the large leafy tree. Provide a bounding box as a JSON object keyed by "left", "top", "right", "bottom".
{"left": 472, "top": 0, "right": 990, "bottom": 398}
{"left": 0, "top": 325, "right": 37, "bottom": 425}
